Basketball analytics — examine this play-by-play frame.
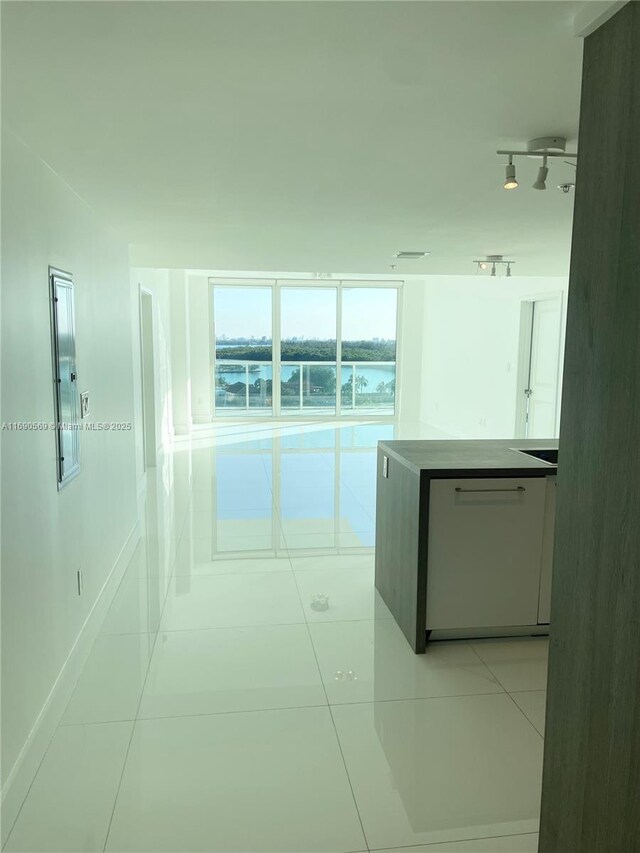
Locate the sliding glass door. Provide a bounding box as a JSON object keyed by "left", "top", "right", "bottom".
{"left": 213, "top": 285, "right": 273, "bottom": 415}
{"left": 340, "top": 287, "right": 397, "bottom": 415}
{"left": 212, "top": 281, "right": 399, "bottom": 418}
{"left": 280, "top": 287, "right": 337, "bottom": 415}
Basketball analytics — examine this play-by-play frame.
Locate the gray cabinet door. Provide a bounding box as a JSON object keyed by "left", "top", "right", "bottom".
{"left": 426, "top": 478, "right": 547, "bottom": 630}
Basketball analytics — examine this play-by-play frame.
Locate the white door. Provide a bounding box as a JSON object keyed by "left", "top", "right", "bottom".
{"left": 523, "top": 297, "right": 562, "bottom": 438}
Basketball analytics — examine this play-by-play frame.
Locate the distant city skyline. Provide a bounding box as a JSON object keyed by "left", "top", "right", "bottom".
{"left": 217, "top": 334, "right": 393, "bottom": 343}
{"left": 213, "top": 286, "right": 397, "bottom": 340}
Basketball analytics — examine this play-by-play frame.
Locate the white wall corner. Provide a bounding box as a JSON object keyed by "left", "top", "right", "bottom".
{"left": 573, "top": 0, "right": 627, "bottom": 36}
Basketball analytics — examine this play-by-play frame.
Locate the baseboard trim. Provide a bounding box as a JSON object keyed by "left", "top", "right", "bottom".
{"left": 0, "top": 519, "right": 142, "bottom": 845}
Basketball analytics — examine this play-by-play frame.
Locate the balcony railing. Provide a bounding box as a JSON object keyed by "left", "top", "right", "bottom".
{"left": 214, "top": 360, "right": 396, "bottom": 415}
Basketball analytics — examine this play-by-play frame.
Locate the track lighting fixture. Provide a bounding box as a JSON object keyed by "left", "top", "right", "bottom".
{"left": 504, "top": 156, "right": 518, "bottom": 190}
{"left": 533, "top": 156, "right": 549, "bottom": 190}
{"left": 497, "top": 137, "right": 577, "bottom": 192}
{"left": 474, "top": 255, "right": 515, "bottom": 277}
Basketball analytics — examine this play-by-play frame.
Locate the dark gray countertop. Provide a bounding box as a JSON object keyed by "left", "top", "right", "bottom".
{"left": 378, "top": 438, "right": 559, "bottom": 477}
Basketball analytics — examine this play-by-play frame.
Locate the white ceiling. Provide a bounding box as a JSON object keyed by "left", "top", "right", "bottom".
{"left": 2, "top": 1, "right": 586, "bottom": 275}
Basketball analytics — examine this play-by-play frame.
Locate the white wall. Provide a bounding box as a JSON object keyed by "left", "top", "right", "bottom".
{"left": 187, "top": 273, "right": 214, "bottom": 424}
{"left": 169, "top": 270, "right": 192, "bottom": 435}
{"left": 130, "top": 268, "right": 174, "bottom": 486}
{"left": 420, "top": 275, "right": 568, "bottom": 438}
{"left": 0, "top": 131, "right": 139, "bottom": 826}
{"left": 397, "top": 279, "right": 426, "bottom": 425}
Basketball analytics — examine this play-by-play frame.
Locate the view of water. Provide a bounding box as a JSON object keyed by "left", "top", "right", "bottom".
{"left": 216, "top": 363, "right": 395, "bottom": 388}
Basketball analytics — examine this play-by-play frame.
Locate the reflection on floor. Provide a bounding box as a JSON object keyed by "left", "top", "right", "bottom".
{"left": 5, "top": 421, "right": 546, "bottom": 853}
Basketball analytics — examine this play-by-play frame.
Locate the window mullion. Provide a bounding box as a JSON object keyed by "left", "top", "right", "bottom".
{"left": 336, "top": 282, "right": 343, "bottom": 417}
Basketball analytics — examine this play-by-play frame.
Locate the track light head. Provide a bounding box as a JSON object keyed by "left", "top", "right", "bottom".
{"left": 475, "top": 255, "right": 515, "bottom": 276}
{"left": 533, "top": 157, "right": 549, "bottom": 190}
{"left": 504, "top": 158, "right": 518, "bottom": 190}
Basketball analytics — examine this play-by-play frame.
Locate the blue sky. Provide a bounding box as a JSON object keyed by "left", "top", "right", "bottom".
{"left": 213, "top": 286, "right": 397, "bottom": 340}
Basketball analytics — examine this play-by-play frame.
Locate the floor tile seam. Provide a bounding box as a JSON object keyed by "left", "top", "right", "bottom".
{"left": 133, "top": 621, "right": 319, "bottom": 641}
{"left": 506, "top": 693, "right": 546, "bottom": 739}
{"left": 124, "top": 615, "right": 396, "bottom": 637}
{"left": 101, "top": 623, "right": 164, "bottom": 852}
{"left": 171, "top": 567, "right": 295, "bottom": 579}
{"left": 176, "top": 542, "right": 292, "bottom": 559}
{"left": 367, "top": 830, "right": 540, "bottom": 851}
{"left": 92, "top": 630, "right": 156, "bottom": 641}
{"left": 291, "top": 566, "right": 375, "bottom": 573}
{"left": 290, "top": 568, "right": 331, "bottom": 705}
{"left": 467, "top": 645, "right": 545, "bottom": 740}
{"left": 133, "top": 702, "right": 334, "bottom": 724}
{"left": 328, "top": 692, "right": 528, "bottom": 713}
{"left": 508, "top": 688, "right": 547, "bottom": 695}
{"left": 156, "top": 619, "right": 310, "bottom": 634}
{"left": 327, "top": 702, "right": 371, "bottom": 852}
{"left": 288, "top": 549, "right": 374, "bottom": 558}
{"left": 179, "top": 529, "right": 288, "bottom": 544}
{"left": 55, "top": 690, "right": 515, "bottom": 730}
{"left": 465, "top": 643, "right": 513, "bottom": 692}
{"left": 47, "top": 543, "right": 160, "bottom": 849}
{"left": 341, "top": 481, "right": 376, "bottom": 514}
{"left": 325, "top": 689, "right": 514, "bottom": 707}
{"left": 290, "top": 567, "right": 371, "bottom": 853}
{"left": 1, "top": 706, "right": 67, "bottom": 850}
{"left": 284, "top": 531, "right": 375, "bottom": 540}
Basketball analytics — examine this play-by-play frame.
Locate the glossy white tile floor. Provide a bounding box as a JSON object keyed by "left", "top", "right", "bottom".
{"left": 5, "top": 422, "right": 546, "bottom": 853}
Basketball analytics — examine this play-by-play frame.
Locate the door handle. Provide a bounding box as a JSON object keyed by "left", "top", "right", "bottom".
{"left": 70, "top": 372, "right": 77, "bottom": 382}
{"left": 455, "top": 486, "right": 526, "bottom": 493}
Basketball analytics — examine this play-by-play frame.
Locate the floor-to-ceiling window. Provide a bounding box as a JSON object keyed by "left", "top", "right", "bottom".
{"left": 211, "top": 279, "right": 400, "bottom": 417}
{"left": 213, "top": 284, "right": 273, "bottom": 415}
{"left": 280, "top": 286, "right": 338, "bottom": 415}
{"left": 340, "top": 286, "right": 397, "bottom": 415}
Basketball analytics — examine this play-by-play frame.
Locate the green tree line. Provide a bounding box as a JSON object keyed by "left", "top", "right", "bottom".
{"left": 216, "top": 339, "right": 395, "bottom": 362}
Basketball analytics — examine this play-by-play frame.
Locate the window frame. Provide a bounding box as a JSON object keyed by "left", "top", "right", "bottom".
{"left": 209, "top": 277, "right": 403, "bottom": 420}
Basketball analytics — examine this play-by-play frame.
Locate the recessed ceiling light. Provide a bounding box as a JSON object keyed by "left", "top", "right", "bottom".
{"left": 393, "top": 251, "right": 431, "bottom": 260}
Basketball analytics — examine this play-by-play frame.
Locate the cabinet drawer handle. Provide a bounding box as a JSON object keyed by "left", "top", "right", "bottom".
{"left": 455, "top": 486, "right": 526, "bottom": 493}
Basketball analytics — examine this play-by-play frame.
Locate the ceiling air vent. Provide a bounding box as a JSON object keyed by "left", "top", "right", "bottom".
{"left": 393, "top": 251, "right": 431, "bottom": 260}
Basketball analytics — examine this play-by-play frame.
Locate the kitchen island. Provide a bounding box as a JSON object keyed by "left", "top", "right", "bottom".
{"left": 375, "top": 439, "right": 558, "bottom": 652}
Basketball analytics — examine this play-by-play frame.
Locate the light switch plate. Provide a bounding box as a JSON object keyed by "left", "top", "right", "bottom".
{"left": 383, "top": 455, "right": 389, "bottom": 478}
{"left": 80, "top": 391, "right": 90, "bottom": 419}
